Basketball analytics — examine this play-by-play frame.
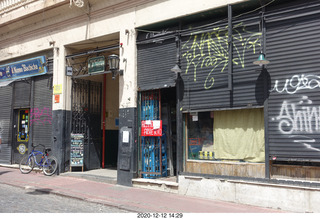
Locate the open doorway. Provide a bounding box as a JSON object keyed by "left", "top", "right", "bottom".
{"left": 70, "top": 73, "right": 119, "bottom": 171}
{"left": 67, "top": 43, "right": 120, "bottom": 171}
{"left": 138, "top": 87, "right": 177, "bottom": 179}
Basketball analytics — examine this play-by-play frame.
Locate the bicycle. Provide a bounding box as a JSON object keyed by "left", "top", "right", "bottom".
{"left": 19, "top": 144, "right": 58, "bottom": 176}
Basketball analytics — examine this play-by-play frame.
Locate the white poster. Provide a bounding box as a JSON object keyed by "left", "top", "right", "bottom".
{"left": 123, "top": 131, "right": 129, "bottom": 143}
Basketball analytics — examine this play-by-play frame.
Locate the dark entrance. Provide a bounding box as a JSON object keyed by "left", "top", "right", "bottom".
{"left": 71, "top": 79, "right": 102, "bottom": 170}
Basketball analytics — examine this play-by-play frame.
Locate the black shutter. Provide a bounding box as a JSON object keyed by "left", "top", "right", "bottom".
{"left": 180, "top": 13, "right": 263, "bottom": 111}
{"left": 137, "top": 34, "right": 177, "bottom": 91}
{"left": 31, "top": 74, "right": 53, "bottom": 147}
{"left": 13, "top": 80, "right": 31, "bottom": 108}
{"left": 0, "top": 85, "right": 13, "bottom": 164}
{"left": 266, "top": 1, "right": 320, "bottom": 161}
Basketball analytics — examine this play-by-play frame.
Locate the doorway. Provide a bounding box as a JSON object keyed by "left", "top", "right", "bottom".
{"left": 71, "top": 79, "right": 102, "bottom": 170}
{"left": 139, "top": 87, "right": 177, "bottom": 178}
{"left": 66, "top": 38, "right": 121, "bottom": 171}
{"left": 70, "top": 72, "right": 120, "bottom": 171}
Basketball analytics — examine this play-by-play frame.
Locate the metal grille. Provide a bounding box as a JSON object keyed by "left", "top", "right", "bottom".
{"left": 71, "top": 79, "right": 102, "bottom": 169}
{"left": 140, "top": 90, "right": 167, "bottom": 178}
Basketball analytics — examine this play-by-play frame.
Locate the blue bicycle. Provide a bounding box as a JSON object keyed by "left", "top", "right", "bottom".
{"left": 19, "top": 144, "right": 58, "bottom": 176}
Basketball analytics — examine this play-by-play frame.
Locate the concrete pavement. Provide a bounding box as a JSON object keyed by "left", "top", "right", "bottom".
{"left": 0, "top": 166, "right": 285, "bottom": 213}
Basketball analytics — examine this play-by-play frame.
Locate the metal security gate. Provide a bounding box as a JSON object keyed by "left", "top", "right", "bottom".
{"left": 0, "top": 84, "right": 13, "bottom": 164}
{"left": 266, "top": 1, "right": 320, "bottom": 161}
{"left": 71, "top": 79, "right": 102, "bottom": 170}
{"left": 140, "top": 90, "right": 167, "bottom": 178}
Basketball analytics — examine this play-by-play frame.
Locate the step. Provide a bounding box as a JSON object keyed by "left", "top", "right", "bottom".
{"left": 132, "top": 178, "right": 179, "bottom": 194}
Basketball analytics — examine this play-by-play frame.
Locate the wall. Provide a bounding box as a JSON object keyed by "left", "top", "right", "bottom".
{"left": 186, "top": 161, "right": 265, "bottom": 178}
{"left": 0, "top": 0, "right": 248, "bottom": 112}
{"left": 179, "top": 175, "right": 320, "bottom": 212}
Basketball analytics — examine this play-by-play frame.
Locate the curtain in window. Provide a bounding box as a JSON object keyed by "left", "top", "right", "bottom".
{"left": 213, "top": 108, "right": 265, "bottom": 162}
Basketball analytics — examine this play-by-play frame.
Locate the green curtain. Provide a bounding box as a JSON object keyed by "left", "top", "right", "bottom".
{"left": 213, "top": 108, "right": 265, "bottom": 162}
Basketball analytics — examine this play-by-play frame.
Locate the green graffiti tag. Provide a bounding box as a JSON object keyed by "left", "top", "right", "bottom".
{"left": 182, "top": 23, "right": 261, "bottom": 89}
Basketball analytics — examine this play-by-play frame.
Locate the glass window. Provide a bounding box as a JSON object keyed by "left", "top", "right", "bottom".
{"left": 187, "top": 112, "right": 214, "bottom": 160}
{"left": 186, "top": 108, "right": 265, "bottom": 162}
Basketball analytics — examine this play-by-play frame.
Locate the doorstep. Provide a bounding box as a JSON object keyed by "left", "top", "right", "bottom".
{"left": 132, "top": 177, "right": 179, "bottom": 193}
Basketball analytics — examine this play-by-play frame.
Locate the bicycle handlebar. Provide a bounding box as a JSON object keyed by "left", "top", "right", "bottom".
{"left": 32, "top": 144, "right": 51, "bottom": 154}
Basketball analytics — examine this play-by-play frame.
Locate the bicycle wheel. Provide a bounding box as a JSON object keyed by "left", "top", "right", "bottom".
{"left": 19, "top": 155, "right": 35, "bottom": 174}
{"left": 43, "top": 156, "right": 58, "bottom": 176}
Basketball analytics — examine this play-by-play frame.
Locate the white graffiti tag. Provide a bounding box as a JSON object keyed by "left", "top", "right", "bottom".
{"left": 272, "top": 96, "right": 320, "bottom": 152}
{"left": 274, "top": 96, "right": 319, "bottom": 134}
{"left": 290, "top": 135, "right": 320, "bottom": 152}
{"left": 271, "top": 74, "right": 320, "bottom": 94}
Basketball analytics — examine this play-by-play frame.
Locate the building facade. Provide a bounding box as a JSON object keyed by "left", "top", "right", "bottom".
{"left": 1, "top": 0, "right": 320, "bottom": 212}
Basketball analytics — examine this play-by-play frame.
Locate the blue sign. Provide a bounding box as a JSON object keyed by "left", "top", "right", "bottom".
{"left": 0, "top": 56, "right": 47, "bottom": 81}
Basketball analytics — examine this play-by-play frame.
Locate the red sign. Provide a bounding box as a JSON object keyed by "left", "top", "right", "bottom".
{"left": 141, "top": 120, "right": 162, "bottom": 136}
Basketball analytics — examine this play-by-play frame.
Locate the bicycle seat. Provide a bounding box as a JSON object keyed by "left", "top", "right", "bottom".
{"left": 45, "top": 148, "right": 51, "bottom": 153}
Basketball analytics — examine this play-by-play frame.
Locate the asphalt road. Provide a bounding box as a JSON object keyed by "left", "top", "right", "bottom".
{"left": 0, "top": 183, "right": 130, "bottom": 213}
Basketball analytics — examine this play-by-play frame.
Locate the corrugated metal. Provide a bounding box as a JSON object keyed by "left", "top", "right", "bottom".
{"left": 137, "top": 35, "right": 177, "bottom": 91}
{"left": 0, "top": 85, "right": 13, "bottom": 164}
{"left": 12, "top": 80, "right": 31, "bottom": 108}
{"left": 180, "top": 13, "right": 263, "bottom": 111}
{"left": 266, "top": 1, "right": 320, "bottom": 161}
{"left": 32, "top": 74, "right": 53, "bottom": 148}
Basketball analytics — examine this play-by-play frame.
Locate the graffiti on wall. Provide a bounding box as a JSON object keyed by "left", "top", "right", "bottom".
{"left": 271, "top": 74, "right": 320, "bottom": 94}
{"left": 271, "top": 74, "right": 320, "bottom": 152}
{"left": 182, "top": 22, "right": 261, "bottom": 89}
{"left": 30, "top": 107, "right": 52, "bottom": 126}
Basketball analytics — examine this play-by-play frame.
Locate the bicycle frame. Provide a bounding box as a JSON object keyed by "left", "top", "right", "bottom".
{"left": 28, "top": 149, "right": 50, "bottom": 168}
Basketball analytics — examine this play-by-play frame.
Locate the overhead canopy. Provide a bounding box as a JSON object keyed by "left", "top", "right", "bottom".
{"left": 0, "top": 79, "right": 15, "bottom": 87}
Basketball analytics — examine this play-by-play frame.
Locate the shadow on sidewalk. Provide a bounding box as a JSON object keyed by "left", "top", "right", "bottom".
{"left": 26, "top": 188, "right": 53, "bottom": 195}
{"left": 0, "top": 170, "right": 12, "bottom": 175}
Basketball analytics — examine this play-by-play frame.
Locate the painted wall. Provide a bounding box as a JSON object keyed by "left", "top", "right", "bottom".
{"left": 0, "top": 0, "right": 247, "bottom": 111}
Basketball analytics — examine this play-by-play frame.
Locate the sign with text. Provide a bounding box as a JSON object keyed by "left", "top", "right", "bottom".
{"left": 88, "top": 56, "right": 105, "bottom": 74}
{"left": 141, "top": 120, "right": 162, "bottom": 136}
{"left": 70, "top": 133, "right": 84, "bottom": 167}
{"left": 0, "top": 56, "right": 48, "bottom": 81}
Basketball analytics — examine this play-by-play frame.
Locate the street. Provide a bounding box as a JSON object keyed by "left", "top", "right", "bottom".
{"left": 0, "top": 183, "right": 130, "bottom": 213}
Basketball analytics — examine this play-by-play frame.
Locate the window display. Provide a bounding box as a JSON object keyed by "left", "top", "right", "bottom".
{"left": 187, "top": 112, "right": 214, "bottom": 160}
{"left": 17, "top": 109, "right": 29, "bottom": 142}
{"left": 186, "top": 108, "right": 265, "bottom": 162}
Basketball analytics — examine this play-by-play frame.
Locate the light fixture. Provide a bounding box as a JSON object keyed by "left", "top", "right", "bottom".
{"left": 108, "top": 54, "right": 123, "bottom": 80}
{"left": 171, "top": 64, "right": 182, "bottom": 74}
{"left": 253, "top": 51, "right": 270, "bottom": 66}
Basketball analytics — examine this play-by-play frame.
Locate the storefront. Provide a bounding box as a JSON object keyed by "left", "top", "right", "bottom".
{"left": 265, "top": 0, "right": 320, "bottom": 179}
{"left": 136, "top": 29, "right": 178, "bottom": 179}
{"left": 135, "top": 0, "right": 320, "bottom": 182}
{"left": 0, "top": 52, "right": 53, "bottom": 164}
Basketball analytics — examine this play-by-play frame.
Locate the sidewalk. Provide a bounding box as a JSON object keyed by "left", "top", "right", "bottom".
{"left": 0, "top": 165, "right": 285, "bottom": 213}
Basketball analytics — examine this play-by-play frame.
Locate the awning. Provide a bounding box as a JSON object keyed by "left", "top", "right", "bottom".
{"left": 0, "top": 80, "right": 15, "bottom": 87}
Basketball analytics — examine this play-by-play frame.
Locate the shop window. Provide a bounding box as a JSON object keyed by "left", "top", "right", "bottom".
{"left": 186, "top": 108, "right": 265, "bottom": 162}
{"left": 17, "top": 109, "right": 30, "bottom": 142}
